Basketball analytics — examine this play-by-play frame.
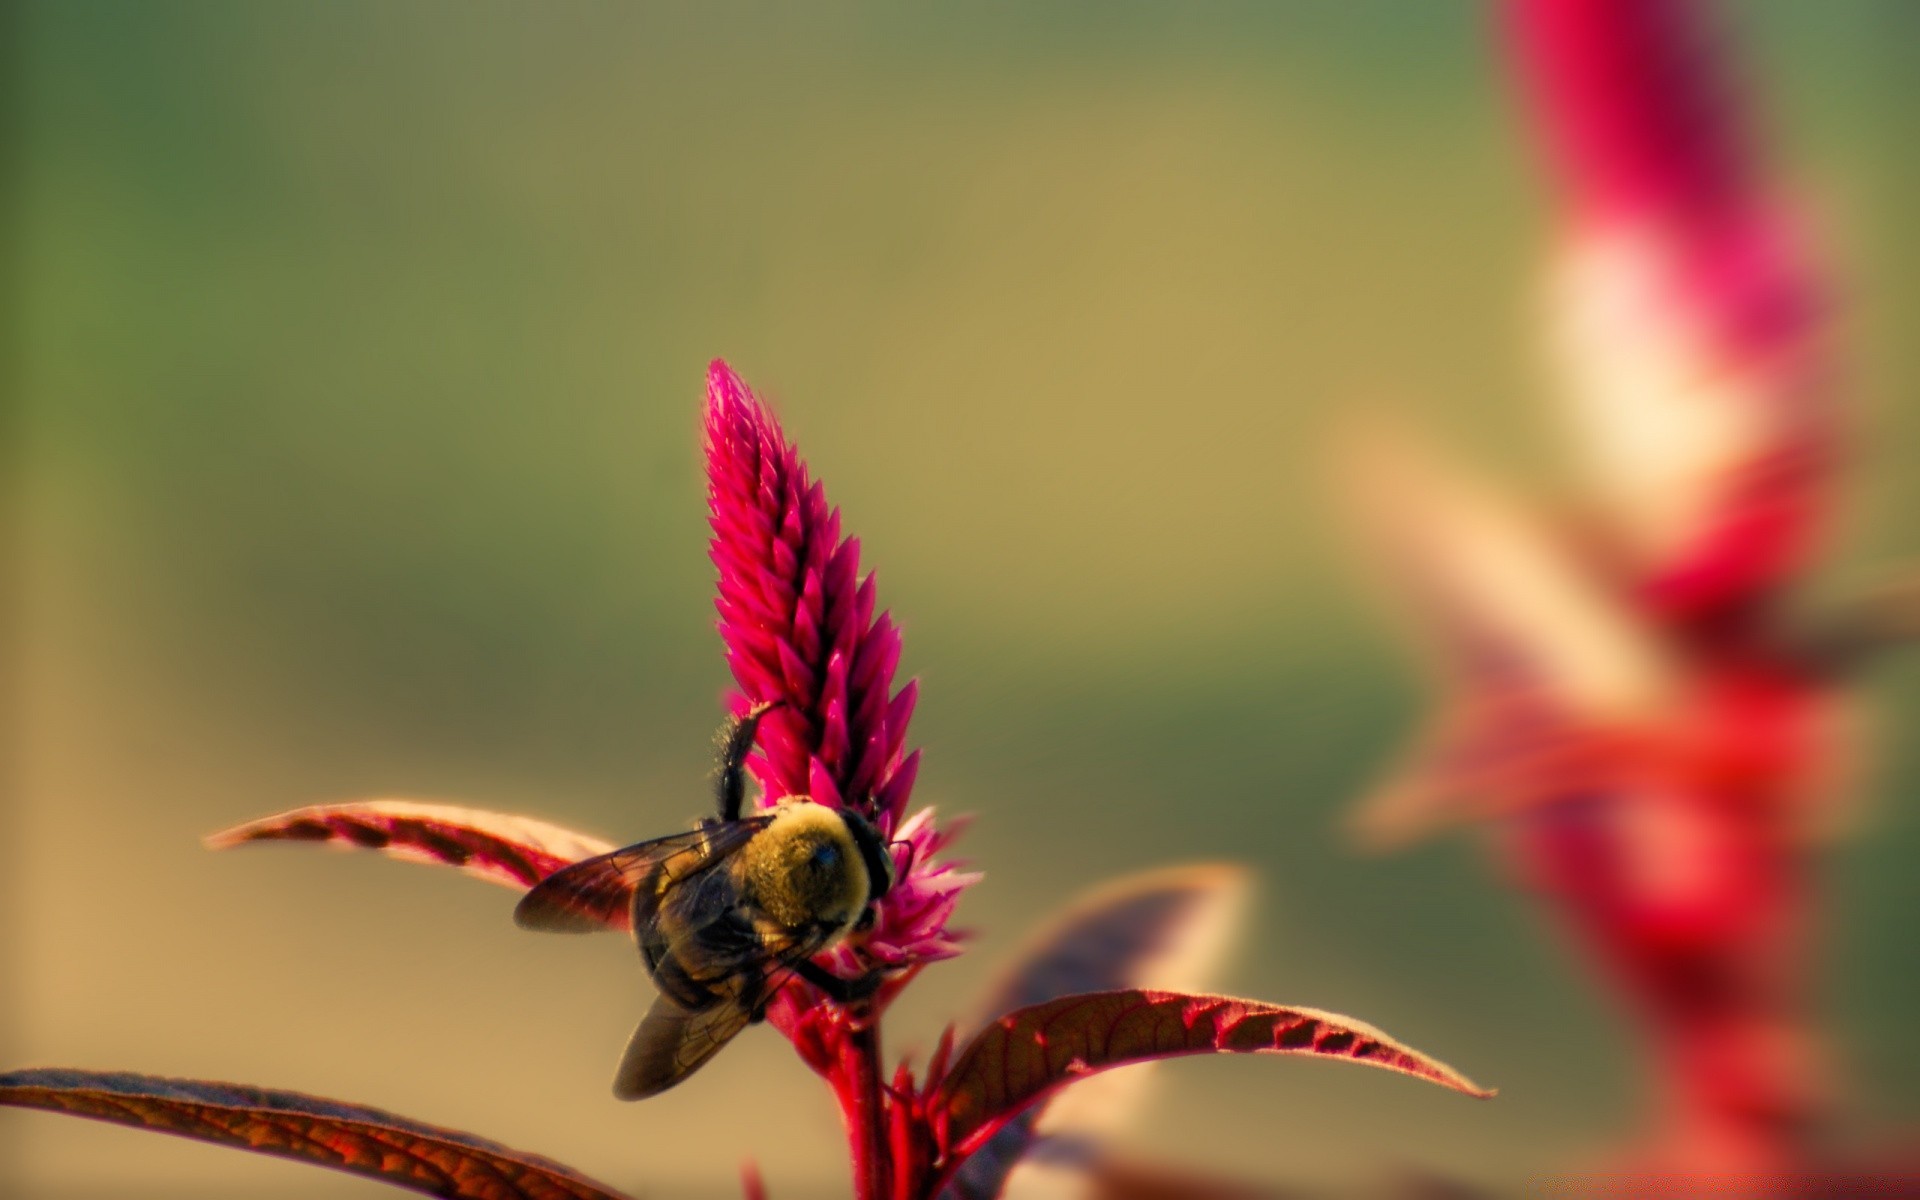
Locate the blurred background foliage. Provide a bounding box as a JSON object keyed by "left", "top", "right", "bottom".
{"left": 6, "top": 2, "right": 1912, "bottom": 1196}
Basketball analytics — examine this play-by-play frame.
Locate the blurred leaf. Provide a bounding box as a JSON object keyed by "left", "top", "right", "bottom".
{"left": 1073, "top": 1154, "right": 1283, "bottom": 1200}
{"left": 1336, "top": 418, "right": 1678, "bottom": 847}
{"left": 974, "top": 1135, "right": 1286, "bottom": 1200}
{"left": 1793, "top": 572, "right": 1920, "bottom": 676}
{"left": 945, "top": 865, "right": 1247, "bottom": 1200}
{"left": 1339, "top": 418, "right": 1679, "bottom": 725}
{"left": 965, "top": 864, "right": 1248, "bottom": 1028}
{"left": 933, "top": 990, "right": 1494, "bottom": 1175}
{"left": 205, "top": 800, "right": 614, "bottom": 891}
{"left": 739, "top": 1157, "right": 769, "bottom": 1200}
{"left": 0, "top": 1068, "right": 635, "bottom": 1200}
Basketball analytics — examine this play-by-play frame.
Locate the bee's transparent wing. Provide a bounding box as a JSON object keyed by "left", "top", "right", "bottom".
{"left": 612, "top": 992, "right": 756, "bottom": 1100}
{"left": 610, "top": 943, "right": 829, "bottom": 1101}
{"left": 514, "top": 818, "right": 773, "bottom": 934}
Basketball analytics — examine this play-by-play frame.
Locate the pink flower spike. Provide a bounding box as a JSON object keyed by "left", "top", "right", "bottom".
{"left": 1511, "top": 0, "right": 1751, "bottom": 231}
{"left": 703, "top": 360, "right": 975, "bottom": 981}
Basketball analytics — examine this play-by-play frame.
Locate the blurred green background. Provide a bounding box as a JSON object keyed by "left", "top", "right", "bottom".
{"left": 6, "top": 2, "right": 1913, "bottom": 1196}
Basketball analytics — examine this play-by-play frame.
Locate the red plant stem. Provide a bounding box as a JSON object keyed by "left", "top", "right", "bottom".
{"left": 839, "top": 1004, "right": 892, "bottom": 1200}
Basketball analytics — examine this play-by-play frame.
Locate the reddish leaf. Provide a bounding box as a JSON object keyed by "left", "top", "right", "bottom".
{"left": 205, "top": 801, "right": 614, "bottom": 893}
{"left": 933, "top": 990, "right": 1493, "bottom": 1173}
{"left": 943, "top": 866, "right": 1247, "bottom": 1200}
{"left": 0, "top": 1068, "right": 634, "bottom": 1200}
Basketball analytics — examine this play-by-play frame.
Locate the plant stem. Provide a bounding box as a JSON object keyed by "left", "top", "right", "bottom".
{"left": 842, "top": 1002, "right": 891, "bottom": 1200}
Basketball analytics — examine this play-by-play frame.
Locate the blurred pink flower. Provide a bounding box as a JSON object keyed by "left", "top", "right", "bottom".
{"left": 1514, "top": 0, "right": 1835, "bottom": 626}
{"left": 1350, "top": 0, "right": 1896, "bottom": 1185}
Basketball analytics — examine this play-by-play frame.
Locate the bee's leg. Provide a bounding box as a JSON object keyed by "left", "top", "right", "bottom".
{"left": 744, "top": 975, "right": 770, "bottom": 1025}
{"left": 792, "top": 958, "right": 886, "bottom": 1004}
{"left": 715, "top": 699, "right": 783, "bottom": 821}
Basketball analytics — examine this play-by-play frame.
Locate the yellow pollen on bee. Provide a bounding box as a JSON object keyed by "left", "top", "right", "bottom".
{"left": 741, "top": 800, "right": 872, "bottom": 932}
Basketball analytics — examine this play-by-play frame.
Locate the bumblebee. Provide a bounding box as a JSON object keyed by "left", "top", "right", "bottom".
{"left": 516, "top": 703, "right": 897, "bottom": 1099}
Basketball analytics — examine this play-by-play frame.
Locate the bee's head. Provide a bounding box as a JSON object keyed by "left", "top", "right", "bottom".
{"left": 839, "top": 808, "right": 895, "bottom": 904}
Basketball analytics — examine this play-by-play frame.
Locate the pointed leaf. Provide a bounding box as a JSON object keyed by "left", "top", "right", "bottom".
{"left": 0, "top": 1068, "right": 635, "bottom": 1200}
{"left": 943, "top": 867, "right": 1247, "bottom": 1200}
{"left": 933, "top": 990, "right": 1493, "bottom": 1175}
{"left": 205, "top": 801, "right": 615, "bottom": 891}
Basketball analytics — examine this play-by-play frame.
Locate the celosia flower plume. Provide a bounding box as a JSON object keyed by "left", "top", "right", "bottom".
{"left": 1514, "top": 0, "right": 1833, "bottom": 625}
{"left": 1506, "top": 4, "right": 1843, "bottom": 1178}
{"left": 703, "top": 361, "right": 978, "bottom": 1000}
{"left": 705, "top": 361, "right": 920, "bottom": 824}
{"left": 1347, "top": 0, "right": 1914, "bottom": 1188}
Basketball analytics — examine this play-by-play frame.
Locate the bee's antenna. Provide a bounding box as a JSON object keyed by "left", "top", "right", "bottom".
{"left": 715, "top": 699, "right": 784, "bottom": 822}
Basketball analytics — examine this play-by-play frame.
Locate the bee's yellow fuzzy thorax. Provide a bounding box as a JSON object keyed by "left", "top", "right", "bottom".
{"left": 741, "top": 799, "right": 871, "bottom": 932}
